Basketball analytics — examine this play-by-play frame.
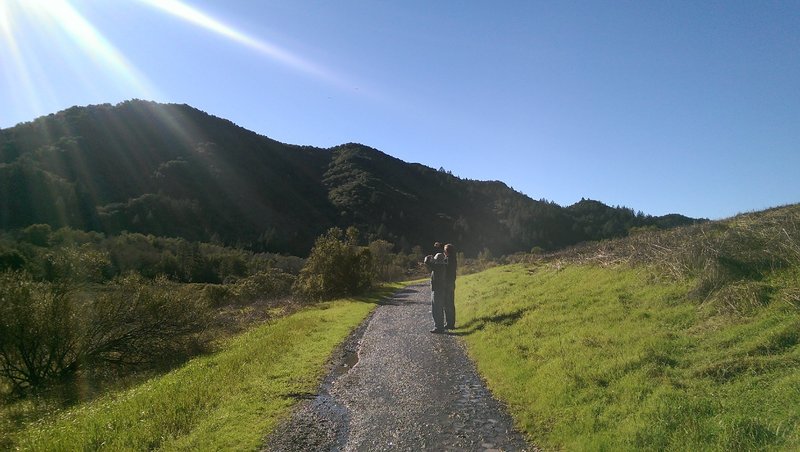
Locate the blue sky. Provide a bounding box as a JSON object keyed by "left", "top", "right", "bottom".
{"left": 1, "top": 0, "right": 798, "bottom": 219}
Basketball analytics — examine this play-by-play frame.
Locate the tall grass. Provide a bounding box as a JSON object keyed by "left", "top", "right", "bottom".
{"left": 6, "top": 285, "right": 399, "bottom": 451}
{"left": 549, "top": 204, "right": 800, "bottom": 299}
{"left": 457, "top": 205, "right": 800, "bottom": 450}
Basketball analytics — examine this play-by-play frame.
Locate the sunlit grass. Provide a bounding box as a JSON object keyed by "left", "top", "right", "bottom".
{"left": 7, "top": 284, "right": 401, "bottom": 451}
{"left": 457, "top": 264, "right": 800, "bottom": 450}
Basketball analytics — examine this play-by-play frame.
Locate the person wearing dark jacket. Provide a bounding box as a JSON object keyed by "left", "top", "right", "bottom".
{"left": 424, "top": 251, "right": 448, "bottom": 333}
{"left": 443, "top": 243, "right": 457, "bottom": 330}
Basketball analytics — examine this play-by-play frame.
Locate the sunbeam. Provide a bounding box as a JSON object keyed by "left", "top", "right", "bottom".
{"left": 0, "top": 1, "right": 52, "bottom": 119}
{"left": 1, "top": 0, "right": 378, "bottom": 131}
{"left": 135, "top": 0, "right": 343, "bottom": 86}
{"left": 24, "top": 0, "right": 151, "bottom": 95}
{"left": 0, "top": 2, "right": 10, "bottom": 41}
{"left": 0, "top": 0, "right": 157, "bottom": 126}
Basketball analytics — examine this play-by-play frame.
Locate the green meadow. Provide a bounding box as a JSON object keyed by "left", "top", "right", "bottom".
{"left": 6, "top": 286, "right": 398, "bottom": 451}
{"left": 5, "top": 205, "right": 799, "bottom": 451}
{"left": 457, "top": 263, "right": 800, "bottom": 450}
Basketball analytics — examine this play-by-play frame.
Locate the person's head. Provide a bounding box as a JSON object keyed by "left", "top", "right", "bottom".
{"left": 434, "top": 241, "right": 443, "bottom": 250}
{"left": 444, "top": 243, "right": 454, "bottom": 256}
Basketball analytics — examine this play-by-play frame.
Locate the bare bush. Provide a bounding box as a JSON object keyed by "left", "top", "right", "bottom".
{"left": 85, "top": 274, "right": 211, "bottom": 367}
{"left": 0, "top": 272, "right": 81, "bottom": 392}
{"left": 231, "top": 269, "right": 295, "bottom": 303}
{"left": 201, "top": 268, "right": 296, "bottom": 308}
{"left": 0, "top": 271, "right": 211, "bottom": 392}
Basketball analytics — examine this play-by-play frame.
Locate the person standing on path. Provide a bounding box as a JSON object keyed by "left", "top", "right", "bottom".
{"left": 424, "top": 248, "right": 448, "bottom": 333}
{"left": 443, "top": 243, "right": 457, "bottom": 330}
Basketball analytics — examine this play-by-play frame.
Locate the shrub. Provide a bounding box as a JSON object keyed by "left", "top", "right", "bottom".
{"left": 0, "top": 271, "right": 212, "bottom": 392}
{"left": 40, "top": 245, "right": 112, "bottom": 285}
{"left": 293, "top": 227, "right": 372, "bottom": 301}
{"left": 203, "top": 283, "right": 236, "bottom": 307}
{"left": 84, "top": 274, "right": 212, "bottom": 367}
{"left": 19, "top": 224, "right": 52, "bottom": 247}
{"left": 233, "top": 269, "right": 295, "bottom": 302}
{"left": 368, "top": 239, "right": 405, "bottom": 282}
{"left": 0, "top": 271, "right": 81, "bottom": 392}
{"left": 0, "top": 249, "right": 26, "bottom": 271}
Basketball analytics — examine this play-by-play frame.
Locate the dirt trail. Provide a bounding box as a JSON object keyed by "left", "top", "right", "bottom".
{"left": 265, "top": 283, "right": 532, "bottom": 451}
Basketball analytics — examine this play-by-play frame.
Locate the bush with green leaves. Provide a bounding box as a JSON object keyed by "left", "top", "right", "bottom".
{"left": 0, "top": 248, "right": 26, "bottom": 271}
{"left": 293, "top": 227, "right": 372, "bottom": 301}
{"left": 368, "top": 239, "right": 406, "bottom": 282}
{"left": 19, "top": 224, "right": 53, "bottom": 247}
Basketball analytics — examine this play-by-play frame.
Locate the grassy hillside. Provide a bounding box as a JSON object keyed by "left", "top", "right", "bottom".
{"left": 457, "top": 205, "right": 800, "bottom": 450}
{"left": 3, "top": 286, "right": 398, "bottom": 450}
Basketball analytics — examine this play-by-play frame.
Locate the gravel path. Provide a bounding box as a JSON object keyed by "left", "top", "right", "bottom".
{"left": 264, "top": 283, "right": 533, "bottom": 451}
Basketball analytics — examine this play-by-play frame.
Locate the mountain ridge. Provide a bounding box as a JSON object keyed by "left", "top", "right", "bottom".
{"left": 0, "top": 100, "right": 703, "bottom": 256}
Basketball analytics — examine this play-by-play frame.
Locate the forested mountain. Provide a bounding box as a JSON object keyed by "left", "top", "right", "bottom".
{"left": 0, "top": 100, "right": 702, "bottom": 256}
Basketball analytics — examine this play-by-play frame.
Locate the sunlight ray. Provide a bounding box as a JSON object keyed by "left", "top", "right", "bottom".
{"left": 0, "top": 1, "right": 206, "bottom": 179}
{"left": 0, "top": 2, "right": 50, "bottom": 122}
{"left": 136, "top": 0, "right": 342, "bottom": 85}
{"left": 1, "top": 0, "right": 158, "bottom": 126}
{"left": 30, "top": 0, "right": 154, "bottom": 96}
{"left": 0, "top": 2, "right": 9, "bottom": 37}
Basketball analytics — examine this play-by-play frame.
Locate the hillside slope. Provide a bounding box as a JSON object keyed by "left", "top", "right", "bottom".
{"left": 1, "top": 100, "right": 701, "bottom": 255}
{"left": 457, "top": 204, "right": 800, "bottom": 450}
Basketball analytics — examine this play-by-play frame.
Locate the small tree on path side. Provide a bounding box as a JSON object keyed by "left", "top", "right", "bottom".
{"left": 293, "top": 227, "right": 372, "bottom": 301}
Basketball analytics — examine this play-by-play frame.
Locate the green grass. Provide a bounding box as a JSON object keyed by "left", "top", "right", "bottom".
{"left": 7, "top": 284, "right": 400, "bottom": 451}
{"left": 457, "top": 264, "right": 800, "bottom": 451}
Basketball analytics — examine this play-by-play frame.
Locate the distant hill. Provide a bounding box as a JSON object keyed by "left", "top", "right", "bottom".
{"left": 0, "top": 100, "right": 703, "bottom": 256}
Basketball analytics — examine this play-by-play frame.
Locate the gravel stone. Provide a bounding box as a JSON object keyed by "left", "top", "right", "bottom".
{"left": 263, "top": 284, "right": 535, "bottom": 451}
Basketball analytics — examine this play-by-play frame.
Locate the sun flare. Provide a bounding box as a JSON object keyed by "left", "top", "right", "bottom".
{"left": 1, "top": 0, "right": 353, "bottom": 128}
{"left": 135, "top": 0, "right": 339, "bottom": 84}
{"left": 0, "top": 0, "right": 154, "bottom": 124}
